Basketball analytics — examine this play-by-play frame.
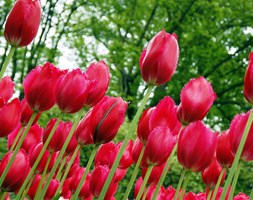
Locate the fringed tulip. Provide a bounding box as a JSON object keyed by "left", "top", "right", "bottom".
{"left": 8, "top": 123, "right": 43, "bottom": 153}
{"left": 177, "top": 76, "right": 216, "bottom": 125}
{"left": 23, "top": 62, "right": 65, "bottom": 112}
{"left": 56, "top": 69, "right": 93, "bottom": 113}
{"left": 0, "top": 98, "right": 21, "bottom": 138}
{"left": 177, "top": 121, "right": 217, "bottom": 172}
{"left": 244, "top": 52, "right": 253, "bottom": 104}
{"left": 20, "top": 98, "right": 41, "bottom": 125}
{"left": 4, "top": 0, "right": 41, "bottom": 47}
{"left": 75, "top": 96, "right": 127, "bottom": 145}
{"left": 85, "top": 61, "right": 110, "bottom": 107}
{"left": 229, "top": 111, "right": 253, "bottom": 161}
{"left": 0, "top": 149, "right": 30, "bottom": 192}
{"left": 140, "top": 30, "right": 179, "bottom": 86}
{"left": 201, "top": 156, "right": 226, "bottom": 190}
{"left": 216, "top": 130, "right": 234, "bottom": 168}
{"left": 0, "top": 76, "right": 14, "bottom": 103}
{"left": 43, "top": 119, "right": 77, "bottom": 154}
{"left": 142, "top": 126, "right": 176, "bottom": 167}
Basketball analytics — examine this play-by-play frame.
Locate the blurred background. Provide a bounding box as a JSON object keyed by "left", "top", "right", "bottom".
{"left": 0, "top": 0, "right": 253, "bottom": 198}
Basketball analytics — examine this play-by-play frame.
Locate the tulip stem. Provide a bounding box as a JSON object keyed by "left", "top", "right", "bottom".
{"left": 98, "top": 85, "right": 154, "bottom": 200}
{"left": 40, "top": 113, "right": 82, "bottom": 200}
{"left": 0, "top": 46, "right": 15, "bottom": 79}
{"left": 9, "top": 126, "right": 24, "bottom": 151}
{"left": 55, "top": 156, "right": 67, "bottom": 180}
{"left": 20, "top": 174, "right": 35, "bottom": 200}
{"left": 0, "top": 112, "right": 37, "bottom": 188}
{"left": 179, "top": 170, "right": 190, "bottom": 200}
{"left": 34, "top": 153, "right": 52, "bottom": 200}
{"left": 211, "top": 168, "right": 226, "bottom": 200}
{"left": 206, "top": 190, "right": 212, "bottom": 200}
{"left": 15, "top": 114, "right": 62, "bottom": 199}
{"left": 229, "top": 162, "right": 241, "bottom": 200}
{"left": 142, "top": 186, "right": 149, "bottom": 200}
{"left": 54, "top": 145, "right": 81, "bottom": 197}
{"left": 220, "top": 109, "right": 253, "bottom": 200}
{"left": 123, "top": 145, "right": 146, "bottom": 200}
{"left": 250, "top": 187, "right": 253, "bottom": 200}
{"left": 136, "top": 165, "right": 154, "bottom": 200}
{"left": 72, "top": 144, "right": 98, "bottom": 200}
{"left": 0, "top": 191, "right": 6, "bottom": 200}
{"left": 173, "top": 169, "right": 186, "bottom": 200}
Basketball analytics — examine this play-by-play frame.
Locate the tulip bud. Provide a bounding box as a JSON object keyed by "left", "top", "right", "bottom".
{"left": 216, "top": 130, "right": 234, "bottom": 168}
{"left": 0, "top": 98, "right": 21, "bottom": 138}
{"left": 177, "top": 76, "right": 216, "bottom": 125}
{"left": 23, "top": 62, "right": 65, "bottom": 112}
{"left": 20, "top": 98, "right": 41, "bottom": 125}
{"left": 85, "top": 61, "right": 110, "bottom": 107}
{"left": 201, "top": 156, "right": 226, "bottom": 190}
{"left": 8, "top": 123, "right": 43, "bottom": 153}
{"left": 140, "top": 30, "right": 179, "bottom": 86}
{"left": 0, "top": 76, "right": 14, "bottom": 103}
{"left": 56, "top": 69, "right": 94, "bottom": 113}
{"left": 0, "top": 149, "right": 30, "bottom": 192}
{"left": 4, "top": 0, "right": 41, "bottom": 47}
{"left": 75, "top": 96, "right": 128, "bottom": 145}
{"left": 177, "top": 121, "right": 217, "bottom": 172}
{"left": 244, "top": 52, "right": 253, "bottom": 104}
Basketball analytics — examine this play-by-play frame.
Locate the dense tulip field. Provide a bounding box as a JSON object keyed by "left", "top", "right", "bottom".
{"left": 0, "top": 0, "right": 252, "bottom": 200}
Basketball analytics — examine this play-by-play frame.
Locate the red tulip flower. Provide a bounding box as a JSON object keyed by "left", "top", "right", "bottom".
{"left": 140, "top": 30, "right": 179, "bottom": 86}
{"left": 142, "top": 163, "right": 166, "bottom": 185}
{"left": 0, "top": 76, "right": 14, "bottom": 103}
{"left": 177, "top": 76, "right": 216, "bottom": 125}
{"left": 4, "top": 0, "right": 41, "bottom": 47}
{"left": 56, "top": 68, "right": 93, "bottom": 113}
{"left": 114, "top": 168, "right": 127, "bottom": 183}
{"left": 0, "top": 98, "right": 21, "bottom": 138}
{"left": 233, "top": 193, "right": 250, "bottom": 200}
{"left": 142, "top": 126, "right": 176, "bottom": 167}
{"left": 0, "top": 149, "right": 30, "bottom": 192}
{"left": 61, "top": 178, "right": 72, "bottom": 199}
{"left": 75, "top": 96, "right": 128, "bottom": 145}
{"left": 20, "top": 98, "right": 41, "bottom": 125}
{"left": 23, "top": 62, "right": 65, "bottom": 112}
{"left": 244, "top": 52, "right": 253, "bottom": 104}
{"left": 116, "top": 140, "right": 133, "bottom": 169}
{"left": 43, "top": 119, "right": 77, "bottom": 155}
{"left": 201, "top": 156, "right": 226, "bottom": 190}
{"left": 229, "top": 111, "right": 253, "bottom": 161}
{"left": 177, "top": 121, "right": 217, "bottom": 172}
{"left": 132, "top": 138, "right": 144, "bottom": 164}
{"left": 95, "top": 142, "right": 117, "bottom": 168}
{"left": 216, "top": 130, "right": 234, "bottom": 168}
{"left": 85, "top": 61, "right": 110, "bottom": 107}
{"left": 8, "top": 123, "right": 43, "bottom": 153}
{"left": 69, "top": 167, "right": 92, "bottom": 199}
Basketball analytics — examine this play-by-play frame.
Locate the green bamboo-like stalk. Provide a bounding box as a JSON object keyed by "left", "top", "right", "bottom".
{"left": 206, "top": 190, "right": 212, "bottom": 200}
{"left": 72, "top": 145, "right": 98, "bottom": 200}
{"left": 122, "top": 146, "right": 146, "bottom": 200}
{"left": 211, "top": 168, "right": 226, "bottom": 200}
{"left": 0, "top": 46, "right": 15, "bottom": 79}
{"left": 220, "top": 109, "right": 253, "bottom": 200}
{"left": 98, "top": 85, "right": 154, "bottom": 200}
{"left": 136, "top": 165, "right": 153, "bottom": 200}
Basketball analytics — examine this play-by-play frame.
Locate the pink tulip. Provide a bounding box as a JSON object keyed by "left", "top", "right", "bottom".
{"left": 0, "top": 76, "right": 14, "bottom": 103}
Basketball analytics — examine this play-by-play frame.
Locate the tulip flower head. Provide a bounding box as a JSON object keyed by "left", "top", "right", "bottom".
{"left": 0, "top": 76, "right": 14, "bottom": 103}
{"left": 4, "top": 0, "right": 41, "bottom": 47}
{"left": 140, "top": 30, "right": 179, "bottom": 86}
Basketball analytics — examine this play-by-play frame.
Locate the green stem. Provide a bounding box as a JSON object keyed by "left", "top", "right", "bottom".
{"left": 72, "top": 145, "right": 98, "bottom": 200}
{"left": 123, "top": 146, "right": 146, "bottom": 200}
{"left": 142, "top": 186, "right": 149, "bottom": 200}
{"left": 220, "top": 109, "right": 253, "bottom": 200}
{"left": 206, "top": 190, "right": 212, "bottom": 200}
{"left": 229, "top": 162, "right": 241, "bottom": 200}
{"left": 55, "top": 145, "right": 81, "bottom": 197}
{"left": 152, "top": 143, "right": 179, "bottom": 200}
{"left": 173, "top": 169, "right": 186, "bottom": 200}
{"left": 211, "top": 168, "right": 226, "bottom": 200}
{"left": 15, "top": 115, "right": 62, "bottom": 199}
{"left": 40, "top": 113, "right": 82, "bottom": 200}
{"left": 0, "top": 192, "right": 6, "bottom": 200}
{"left": 250, "top": 187, "right": 253, "bottom": 200}
{"left": 0, "top": 112, "right": 37, "bottom": 188}
{"left": 179, "top": 171, "right": 190, "bottom": 200}
{"left": 34, "top": 153, "right": 52, "bottom": 200}
{"left": 136, "top": 165, "right": 153, "bottom": 200}
{"left": 0, "top": 46, "right": 15, "bottom": 79}
{"left": 20, "top": 174, "right": 35, "bottom": 200}
{"left": 9, "top": 126, "right": 24, "bottom": 151}
{"left": 55, "top": 156, "right": 67, "bottom": 180}
{"left": 98, "top": 85, "right": 154, "bottom": 200}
